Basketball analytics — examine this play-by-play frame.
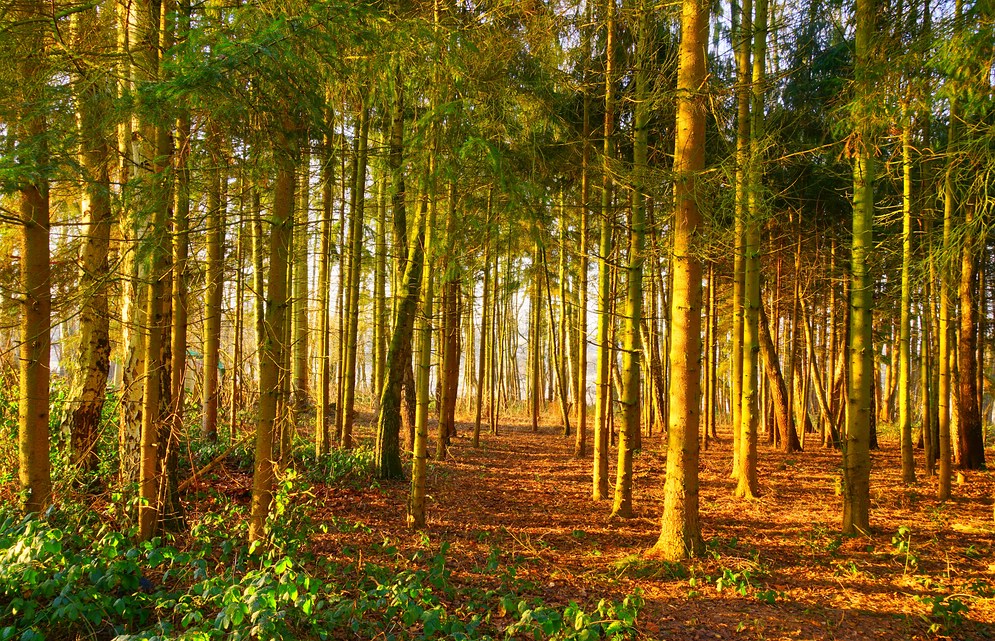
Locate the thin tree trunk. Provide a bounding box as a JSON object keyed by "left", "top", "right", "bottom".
{"left": 202, "top": 121, "right": 226, "bottom": 442}
{"left": 248, "top": 126, "right": 296, "bottom": 544}
{"left": 759, "top": 301, "right": 801, "bottom": 452}
{"left": 593, "top": 0, "right": 616, "bottom": 501}
{"left": 899, "top": 104, "right": 916, "bottom": 483}
{"left": 843, "top": 0, "right": 875, "bottom": 534}
{"left": 438, "top": 185, "right": 461, "bottom": 456}
{"left": 293, "top": 144, "right": 311, "bottom": 411}
{"left": 575, "top": 0, "right": 592, "bottom": 458}
{"left": 613, "top": 0, "right": 651, "bottom": 519}
{"left": 376, "top": 197, "right": 425, "bottom": 480}
{"left": 316, "top": 107, "right": 335, "bottom": 455}
{"left": 473, "top": 206, "right": 492, "bottom": 447}
{"left": 137, "top": 0, "right": 173, "bottom": 541}
{"left": 731, "top": 0, "right": 752, "bottom": 480}
{"left": 410, "top": 161, "right": 436, "bottom": 527}
{"left": 341, "top": 103, "right": 370, "bottom": 449}
{"left": 735, "top": 0, "right": 764, "bottom": 499}
{"left": 373, "top": 146, "right": 388, "bottom": 405}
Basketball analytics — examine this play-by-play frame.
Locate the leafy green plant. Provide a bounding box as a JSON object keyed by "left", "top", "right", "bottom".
{"left": 715, "top": 568, "right": 751, "bottom": 596}
{"left": 917, "top": 594, "right": 968, "bottom": 635}
{"left": 891, "top": 525, "right": 918, "bottom": 573}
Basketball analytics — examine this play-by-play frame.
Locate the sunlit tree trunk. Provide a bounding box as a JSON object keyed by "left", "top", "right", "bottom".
{"left": 410, "top": 155, "right": 436, "bottom": 527}
{"left": 736, "top": 0, "right": 764, "bottom": 499}
{"left": 759, "top": 302, "right": 800, "bottom": 452}
{"left": 376, "top": 197, "right": 425, "bottom": 480}
{"left": 612, "top": 0, "right": 651, "bottom": 519}
{"left": 473, "top": 205, "right": 492, "bottom": 448}
{"left": 202, "top": 121, "right": 226, "bottom": 442}
{"left": 652, "top": 0, "right": 708, "bottom": 561}
{"left": 575, "top": 1, "right": 592, "bottom": 458}
{"left": 958, "top": 205, "right": 984, "bottom": 469}
{"left": 137, "top": 0, "right": 174, "bottom": 541}
{"left": 843, "top": 0, "right": 875, "bottom": 535}
{"left": 530, "top": 239, "right": 542, "bottom": 433}
{"left": 16, "top": 2, "right": 51, "bottom": 512}
{"left": 292, "top": 143, "right": 311, "bottom": 413}
{"left": 316, "top": 107, "right": 334, "bottom": 455}
{"left": 937, "top": 71, "right": 957, "bottom": 500}
{"left": 169, "top": 0, "right": 191, "bottom": 495}
{"left": 899, "top": 104, "right": 916, "bottom": 484}
{"left": 730, "top": 0, "right": 751, "bottom": 480}
{"left": 248, "top": 125, "right": 296, "bottom": 544}
{"left": 558, "top": 198, "right": 569, "bottom": 434}
{"left": 66, "top": 5, "right": 112, "bottom": 474}
{"left": 118, "top": 0, "right": 147, "bottom": 486}
{"left": 230, "top": 216, "right": 244, "bottom": 439}
{"left": 593, "top": 0, "right": 616, "bottom": 501}
{"left": 373, "top": 150, "right": 388, "bottom": 406}
{"left": 341, "top": 102, "right": 370, "bottom": 449}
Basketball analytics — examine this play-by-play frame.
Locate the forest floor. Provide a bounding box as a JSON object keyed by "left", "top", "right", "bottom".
{"left": 302, "top": 410, "right": 995, "bottom": 641}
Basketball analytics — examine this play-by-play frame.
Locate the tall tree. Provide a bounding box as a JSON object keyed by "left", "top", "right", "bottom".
{"left": 249, "top": 119, "right": 297, "bottom": 544}
{"left": 202, "top": 120, "right": 226, "bottom": 442}
{"left": 735, "top": 0, "right": 764, "bottom": 499}
{"left": 612, "top": 0, "right": 652, "bottom": 520}
{"left": 843, "top": 0, "right": 876, "bottom": 535}
{"left": 66, "top": 4, "right": 113, "bottom": 474}
{"left": 899, "top": 99, "right": 915, "bottom": 484}
{"left": 13, "top": 0, "right": 52, "bottom": 513}
{"left": 593, "top": 0, "right": 616, "bottom": 502}
{"left": 136, "top": 0, "right": 175, "bottom": 541}
{"left": 341, "top": 101, "right": 370, "bottom": 449}
{"left": 652, "top": 0, "right": 708, "bottom": 561}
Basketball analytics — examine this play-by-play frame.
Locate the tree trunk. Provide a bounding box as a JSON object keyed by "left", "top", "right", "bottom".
{"left": 376, "top": 199, "right": 425, "bottom": 480}
{"left": 575, "top": 1, "right": 592, "bottom": 458}
{"left": 137, "top": 0, "right": 174, "bottom": 541}
{"left": 613, "top": 0, "right": 650, "bottom": 519}
{"left": 202, "top": 122, "right": 226, "bottom": 442}
{"left": 438, "top": 185, "right": 461, "bottom": 456}
{"left": 731, "top": 0, "right": 752, "bottom": 480}
{"left": 67, "top": 5, "right": 112, "bottom": 474}
{"left": 16, "top": 2, "right": 52, "bottom": 512}
{"left": 341, "top": 103, "right": 370, "bottom": 449}
{"left": 373, "top": 145, "right": 388, "bottom": 405}
{"left": 248, "top": 127, "right": 296, "bottom": 544}
{"left": 899, "top": 105, "right": 916, "bottom": 484}
{"left": 759, "top": 301, "right": 801, "bottom": 452}
{"left": 652, "top": 0, "right": 707, "bottom": 561}
{"left": 410, "top": 164, "right": 436, "bottom": 527}
{"left": 937, "top": 85, "right": 957, "bottom": 500}
{"left": 957, "top": 204, "right": 984, "bottom": 469}
{"left": 593, "top": 0, "right": 616, "bottom": 501}
{"left": 735, "top": 0, "right": 764, "bottom": 499}
{"left": 473, "top": 209, "right": 491, "bottom": 447}
{"left": 316, "top": 108, "right": 335, "bottom": 455}
{"left": 843, "top": 0, "right": 875, "bottom": 535}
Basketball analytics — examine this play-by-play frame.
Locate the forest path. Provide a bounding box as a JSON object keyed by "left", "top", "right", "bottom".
{"left": 312, "top": 412, "right": 995, "bottom": 640}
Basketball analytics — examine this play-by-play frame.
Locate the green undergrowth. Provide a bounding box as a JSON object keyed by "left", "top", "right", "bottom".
{"left": 0, "top": 466, "right": 642, "bottom": 641}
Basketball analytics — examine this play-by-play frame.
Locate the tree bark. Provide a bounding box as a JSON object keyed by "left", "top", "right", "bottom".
{"left": 652, "top": 0, "right": 708, "bottom": 561}
{"left": 67, "top": 4, "right": 113, "bottom": 474}
{"left": 843, "top": 0, "right": 875, "bottom": 535}
{"left": 248, "top": 125, "right": 296, "bottom": 544}
{"left": 593, "top": 0, "right": 616, "bottom": 501}
{"left": 759, "top": 301, "right": 801, "bottom": 452}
